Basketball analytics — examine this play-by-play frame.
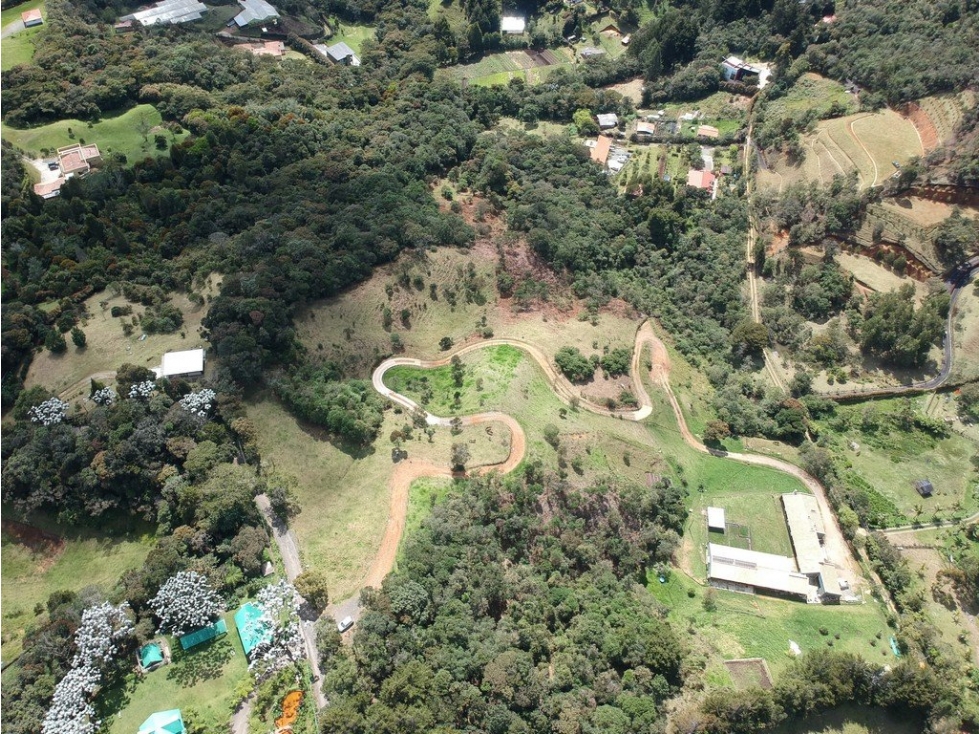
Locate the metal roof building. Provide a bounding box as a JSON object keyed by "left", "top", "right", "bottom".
{"left": 707, "top": 506, "right": 725, "bottom": 532}
{"left": 707, "top": 543, "right": 814, "bottom": 601}
{"left": 233, "top": 0, "right": 279, "bottom": 27}
{"left": 125, "top": 0, "right": 207, "bottom": 26}
{"left": 322, "top": 41, "right": 360, "bottom": 66}
{"left": 781, "top": 493, "right": 827, "bottom": 575}
{"left": 500, "top": 16, "right": 525, "bottom": 34}
{"left": 159, "top": 348, "right": 205, "bottom": 379}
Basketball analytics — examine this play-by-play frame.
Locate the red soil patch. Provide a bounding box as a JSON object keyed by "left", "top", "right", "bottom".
{"left": 900, "top": 103, "right": 939, "bottom": 152}
{"left": 767, "top": 230, "right": 790, "bottom": 257}
{"left": 1, "top": 520, "right": 66, "bottom": 573}
{"left": 861, "top": 243, "right": 932, "bottom": 281}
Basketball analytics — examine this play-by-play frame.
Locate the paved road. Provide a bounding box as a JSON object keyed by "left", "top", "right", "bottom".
{"left": 1, "top": 19, "right": 25, "bottom": 39}
{"left": 255, "top": 494, "right": 327, "bottom": 710}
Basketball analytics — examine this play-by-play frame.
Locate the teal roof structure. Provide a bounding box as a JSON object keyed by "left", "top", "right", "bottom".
{"left": 234, "top": 602, "right": 272, "bottom": 657}
{"left": 138, "top": 709, "right": 186, "bottom": 734}
{"left": 139, "top": 643, "right": 164, "bottom": 668}
{"left": 178, "top": 618, "right": 227, "bottom": 650}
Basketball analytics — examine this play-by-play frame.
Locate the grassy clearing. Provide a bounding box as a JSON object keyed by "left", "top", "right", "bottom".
{"left": 104, "top": 610, "right": 249, "bottom": 734}
{"left": 246, "top": 396, "right": 510, "bottom": 600}
{"left": 440, "top": 51, "right": 519, "bottom": 82}
{"left": 328, "top": 22, "right": 374, "bottom": 54}
{"left": 821, "top": 396, "right": 978, "bottom": 520}
{"left": 649, "top": 572, "right": 892, "bottom": 678}
{"left": 385, "top": 344, "right": 523, "bottom": 415}
{"left": 495, "top": 117, "right": 573, "bottom": 138}
{"left": 295, "top": 244, "right": 638, "bottom": 380}
{"left": 2, "top": 104, "right": 189, "bottom": 164}
{"left": 24, "top": 275, "right": 220, "bottom": 399}
{"left": 763, "top": 73, "right": 855, "bottom": 120}
{"left": 833, "top": 252, "right": 928, "bottom": 303}
{"left": 771, "top": 703, "right": 922, "bottom": 734}
{"left": 1, "top": 24, "right": 42, "bottom": 69}
{"left": 952, "top": 282, "right": 979, "bottom": 383}
{"left": 1, "top": 515, "right": 154, "bottom": 660}
{"left": 402, "top": 476, "right": 454, "bottom": 550}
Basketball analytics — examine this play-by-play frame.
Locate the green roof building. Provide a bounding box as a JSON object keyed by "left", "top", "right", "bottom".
{"left": 178, "top": 618, "right": 227, "bottom": 651}
{"left": 234, "top": 602, "right": 272, "bottom": 658}
{"left": 139, "top": 643, "right": 164, "bottom": 668}
{"left": 138, "top": 709, "right": 186, "bottom": 734}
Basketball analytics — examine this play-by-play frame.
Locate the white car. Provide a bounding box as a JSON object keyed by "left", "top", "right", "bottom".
{"left": 337, "top": 616, "right": 354, "bottom": 633}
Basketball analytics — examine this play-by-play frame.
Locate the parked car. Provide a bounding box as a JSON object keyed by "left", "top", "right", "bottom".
{"left": 337, "top": 616, "right": 354, "bottom": 633}
{"left": 48, "top": 162, "right": 60, "bottom": 170}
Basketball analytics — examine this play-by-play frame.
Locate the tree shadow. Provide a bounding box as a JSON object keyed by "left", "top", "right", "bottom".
{"left": 167, "top": 638, "right": 234, "bottom": 687}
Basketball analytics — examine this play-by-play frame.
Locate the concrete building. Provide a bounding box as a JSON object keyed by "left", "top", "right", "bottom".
{"left": 596, "top": 113, "right": 618, "bottom": 129}
{"left": 707, "top": 506, "right": 725, "bottom": 533}
{"left": 781, "top": 493, "right": 827, "bottom": 575}
{"left": 707, "top": 543, "right": 815, "bottom": 602}
{"left": 318, "top": 41, "right": 360, "bottom": 66}
{"left": 721, "top": 56, "right": 761, "bottom": 82}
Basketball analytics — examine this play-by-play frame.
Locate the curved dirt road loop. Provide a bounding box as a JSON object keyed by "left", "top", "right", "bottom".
{"left": 367, "top": 322, "right": 862, "bottom": 588}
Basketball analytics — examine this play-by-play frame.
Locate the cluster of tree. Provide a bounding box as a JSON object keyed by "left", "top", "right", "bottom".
{"left": 858, "top": 285, "right": 949, "bottom": 369}
{"left": 316, "top": 469, "right": 688, "bottom": 733}
{"left": 707, "top": 370, "right": 811, "bottom": 442}
{"left": 274, "top": 365, "right": 386, "bottom": 447}
{"left": 554, "top": 346, "right": 596, "bottom": 382}
{"left": 932, "top": 210, "right": 979, "bottom": 269}
{"left": 755, "top": 175, "right": 867, "bottom": 248}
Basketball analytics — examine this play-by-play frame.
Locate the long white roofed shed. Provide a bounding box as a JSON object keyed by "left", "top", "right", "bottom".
{"left": 233, "top": 0, "right": 279, "bottom": 27}
{"left": 707, "top": 506, "right": 725, "bottom": 532}
{"left": 124, "top": 0, "right": 207, "bottom": 26}
{"left": 159, "top": 348, "right": 205, "bottom": 379}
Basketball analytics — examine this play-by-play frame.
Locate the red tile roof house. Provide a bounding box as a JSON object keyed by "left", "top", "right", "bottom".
{"left": 686, "top": 169, "right": 716, "bottom": 196}
{"left": 22, "top": 8, "right": 43, "bottom": 26}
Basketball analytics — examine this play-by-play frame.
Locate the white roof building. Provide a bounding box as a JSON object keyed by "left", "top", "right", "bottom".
{"left": 707, "top": 543, "right": 814, "bottom": 601}
{"left": 124, "top": 0, "right": 207, "bottom": 26}
{"left": 596, "top": 113, "right": 618, "bottom": 129}
{"left": 321, "top": 41, "right": 360, "bottom": 66}
{"left": 500, "top": 16, "right": 525, "bottom": 34}
{"left": 159, "top": 348, "right": 205, "bottom": 378}
{"left": 781, "top": 493, "right": 827, "bottom": 575}
{"left": 707, "top": 506, "right": 725, "bottom": 532}
{"left": 233, "top": 0, "right": 279, "bottom": 27}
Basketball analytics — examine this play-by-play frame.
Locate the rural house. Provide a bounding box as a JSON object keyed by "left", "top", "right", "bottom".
{"left": 696, "top": 124, "right": 720, "bottom": 139}
{"left": 500, "top": 16, "right": 526, "bottom": 34}
{"left": 32, "top": 144, "right": 103, "bottom": 200}
{"left": 589, "top": 136, "right": 612, "bottom": 166}
{"left": 21, "top": 8, "right": 43, "bottom": 26}
{"left": 155, "top": 348, "right": 206, "bottom": 380}
{"left": 318, "top": 41, "right": 361, "bottom": 66}
{"left": 721, "top": 55, "right": 761, "bottom": 82}
{"left": 596, "top": 112, "right": 618, "bottom": 129}
{"left": 686, "top": 169, "right": 716, "bottom": 192}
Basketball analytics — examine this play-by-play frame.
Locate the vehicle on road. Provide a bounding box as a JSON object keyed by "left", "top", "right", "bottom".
{"left": 338, "top": 616, "right": 354, "bottom": 633}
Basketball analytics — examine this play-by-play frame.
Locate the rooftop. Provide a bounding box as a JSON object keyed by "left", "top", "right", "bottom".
{"left": 324, "top": 41, "right": 360, "bottom": 66}
{"left": 686, "top": 169, "right": 716, "bottom": 190}
{"left": 233, "top": 0, "right": 279, "bottom": 27}
{"left": 635, "top": 121, "right": 656, "bottom": 135}
{"left": 33, "top": 178, "right": 66, "bottom": 199}
{"left": 125, "top": 0, "right": 207, "bottom": 26}
{"left": 590, "top": 136, "right": 612, "bottom": 165}
{"left": 138, "top": 709, "right": 185, "bottom": 734}
{"left": 139, "top": 643, "right": 164, "bottom": 668}
{"left": 178, "top": 618, "right": 227, "bottom": 650}
{"left": 21, "top": 8, "right": 42, "bottom": 23}
{"left": 160, "top": 348, "right": 205, "bottom": 377}
{"left": 708, "top": 544, "right": 812, "bottom": 598}
{"left": 235, "top": 602, "right": 272, "bottom": 657}
{"left": 781, "top": 493, "right": 827, "bottom": 575}
{"left": 706, "top": 506, "right": 725, "bottom": 530}
{"left": 596, "top": 113, "right": 618, "bottom": 129}
{"left": 696, "top": 124, "right": 720, "bottom": 138}
{"left": 500, "top": 16, "right": 525, "bottom": 34}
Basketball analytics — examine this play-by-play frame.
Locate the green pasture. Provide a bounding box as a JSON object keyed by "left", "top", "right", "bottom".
{"left": 771, "top": 703, "right": 923, "bottom": 734}
{"left": 649, "top": 572, "right": 892, "bottom": 677}
{"left": 2, "top": 25, "right": 42, "bottom": 69}
{"left": 2, "top": 104, "right": 189, "bottom": 164}
{"left": 328, "top": 23, "right": 375, "bottom": 54}
{"left": 402, "top": 476, "right": 455, "bottom": 553}
{"left": 104, "top": 611, "right": 249, "bottom": 734}
{"left": 1, "top": 513, "right": 154, "bottom": 660}
{"left": 763, "top": 72, "right": 856, "bottom": 120}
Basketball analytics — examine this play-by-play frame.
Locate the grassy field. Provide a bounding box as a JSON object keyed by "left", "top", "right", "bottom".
{"left": 1, "top": 104, "right": 189, "bottom": 164}
{"left": 763, "top": 73, "right": 854, "bottom": 120}
{"left": 246, "top": 396, "right": 510, "bottom": 600}
{"left": 24, "top": 275, "right": 219, "bottom": 399}
{"left": 402, "top": 476, "right": 454, "bottom": 551}
{"left": 295, "top": 243, "right": 638, "bottom": 379}
{"left": 1, "top": 515, "right": 154, "bottom": 659}
{"left": 771, "top": 703, "right": 923, "bottom": 734}
{"left": 104, "top": 610, "right": 249, "bottom": 734}
{"left": 328, "top": 22, "right": 374, "bottom": 54}
{"left": 649, "top": 572, "right": 893, "bottom": 678}
{"left": 1, "top": 24, "right": 42, "bottom": 69}
{"left": 951, "top": 282, "right": 979, "bottom": 384}
{"left": 820, "top": 396, "right": 978, "bottom": 521}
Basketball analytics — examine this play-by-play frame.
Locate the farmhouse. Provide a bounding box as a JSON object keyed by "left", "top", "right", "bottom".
{"left": 696, "top": 124, "right": 720, "bottom": 139}
{"left": 235, "top": 602, "right": 273, "bottom": 658}
{"left": 232, "top": 0, "right": 279, "bottom": 28}
{"left": 596, "top": 113, "right": 618, "bottom": 129}
{"left": 707, "top": 543, "right": 815, "bottom": 602}
{"left": 913, "top": 479, "right": 934, "bottom": 497}
{"left": 138, "top": 710, "right": 186, "bottom": 734}
{"left": 57, "top": 143, "right": 102, "bottom": 176}
{"left": 317, "top": 41, "right": 361, "bottom": 66}
{"left": 781, "top": 493, "right": 826, "bottom": 575}
{"left": 500, "top": 16, "right": 526, "bottom": 34}
{"left": 32, "top": 179, "right": 66, "bottom": 200}
{"left": 686, "top": 169, "right": 716, "bottom": 192}
{"left": 721, "top": 56, "right": 761, "bottom": 82}
{"left": 590, "top": 136, "right": 612, "bottom": 166}
{"left": 635, "top": 120, "right": 656, "bottom": 139}
{"left": 121, "top": 0, "right": 207, "bottom": 27}
{"left": 21, "top": 8, "right": 43, "bottom": 26}
{"left": 156, "top": 348, "right": 206, "bottom": 379}
{"left": 178, "top": 618, "right": 227, "bottom": 650}
{"left": 707, "top": 506, "right": 725, "bottom": 533}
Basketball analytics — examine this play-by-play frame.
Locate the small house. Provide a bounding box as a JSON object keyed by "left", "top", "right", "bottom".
{"left": 913, "top": 479, "right": 934, "bottom": 497}
{"left": 232, "top": 0, "right": 279, "bottom": 28}
{"left": 721, "top": 56, "right": 760, "bottom": 82}
{"left": 21, "top": 8, "right": 43, "bottom": 26}
{"left": 136, "top": 640, "right": 171, "bottom": 673}
{"left": 686, "top": 169, "right": 716, "bottom": 192}
{"left": 696, "top": 124, "right": 720, "bottom": 139}
{"left": 322, "top": 41, "right": 360, "bottom": 66}
{"left": 138, "top": 710, "right": 186, "bottom": 734}
{"left": 590, "top": 136, "right": 612, "bottom": 166}
{"left": 596, "top": 113, "right": 618, "bottom": 129}
{"left": 707, "top": 506, "right": 725, "bottom": 533}
{"left": 500, "top": 16, "right": 526, "bottom": 34}
{"left": 157, "top": 348, "right": 205, "bottom": 380}
{"left": 635, "top": 120, "right": 656, "bottom": 139}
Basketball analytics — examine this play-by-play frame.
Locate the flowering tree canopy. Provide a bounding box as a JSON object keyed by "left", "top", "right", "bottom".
{"left": 247, "top": 580, "right": 303, "bottom": 681}
{"left": 42, "top": 602, "right": 133, "bottom": 734}
{"left": 149, "top": 571, "right": 224, "bottom": 636}
{"left": 90, "top": 387, "right": 117, "bottom": 406}
{"left": 179, "top": 388, "right": 216, "bottom": 418}
{"left": 128, "top": 380, "right": 158, "bottom": 400}
{"left": 29, "top": 397, "right": 69, "bottom": 426}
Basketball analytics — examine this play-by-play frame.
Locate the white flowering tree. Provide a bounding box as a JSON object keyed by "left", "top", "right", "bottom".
{"left": 29, "top": 398, "right": 69, "bottom": 426}
{"left": 149, "top": 571, "right": 224, "bottom": 636}
{"left": 179, "top": 388, "right": 216, "bottom": 418}
{"left": 128, "top": 380, "right": 158, "bottom": 400}
{"left": 90, "top": 387, "right": 117, "bottom": 406}
{"left": 246, "top": 580, "right": 303, "bottom": 681}
{"left": 42, "top": 602, "right": 134, "bottom": 734}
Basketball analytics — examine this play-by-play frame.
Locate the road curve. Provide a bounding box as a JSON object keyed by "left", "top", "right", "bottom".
{"left": 367, "top": 321, "right": 863, "bottom": 585}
